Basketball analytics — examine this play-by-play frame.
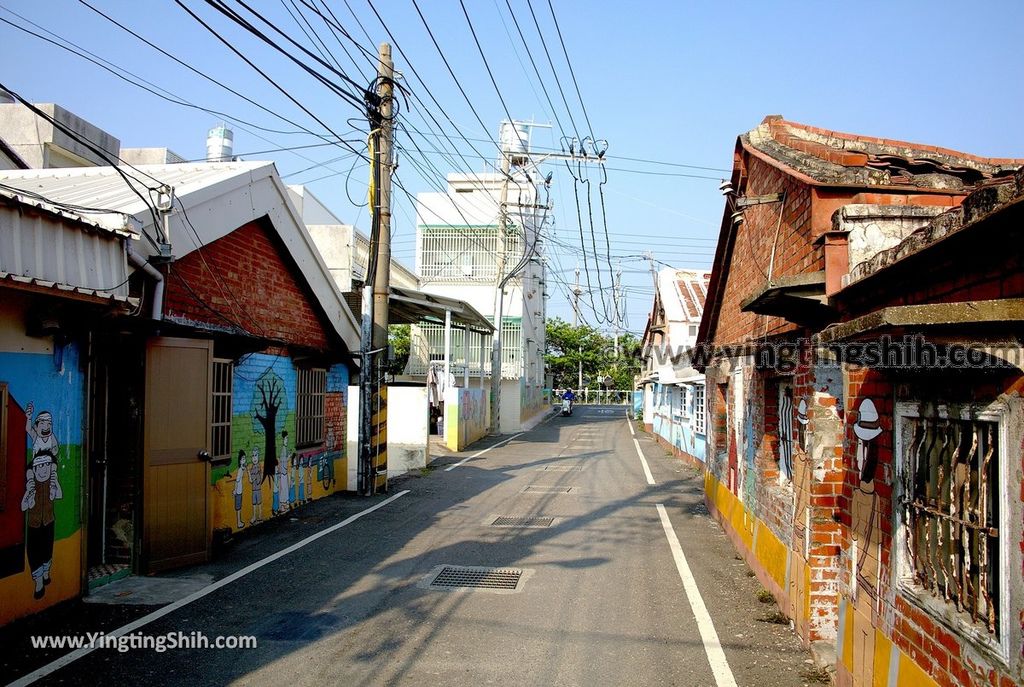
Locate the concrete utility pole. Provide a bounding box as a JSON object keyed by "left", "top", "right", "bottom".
{"left": 572, "top": 264, "right": 581, "bottom": 327}
{"left": 489, "top": 146, "right": 513, "bottom": 436}
{"left": 613, "top": 264, "right": 622, "bottom": 358}
{"left": 359, "top": 43, "right": 394, "bottom": 495}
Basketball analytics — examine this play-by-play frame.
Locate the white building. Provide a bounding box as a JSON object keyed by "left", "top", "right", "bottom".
{"left": 411, "top": 123, "right": 549, "bottom": 432}
{"left": 639, "top": 268, "right": 711, "bottom": 463}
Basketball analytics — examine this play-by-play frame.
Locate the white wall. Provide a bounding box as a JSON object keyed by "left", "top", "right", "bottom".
{"left": 346, "top": 384, "right": 431, "bottom": 489}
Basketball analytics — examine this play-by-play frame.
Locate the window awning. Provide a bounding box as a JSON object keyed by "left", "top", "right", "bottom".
{"left": 345, "top": 283, "right": 495, "bottom": 335}
{"left": 740, "top": 271, "right": 833, "bottom": 324}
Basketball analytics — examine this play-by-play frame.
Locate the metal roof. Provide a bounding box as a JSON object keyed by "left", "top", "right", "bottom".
{"left": 0, "top": 161, "right": 361, "bottom": 351}
{"left": 390, "top": 286, "right": 494, "bottom": 333}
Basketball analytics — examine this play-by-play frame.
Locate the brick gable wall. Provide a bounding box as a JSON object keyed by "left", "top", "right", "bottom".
{"left": 163, "top": 220, "right": 333, "bottom": 350}
{"left": 709, "top": 154, "right": 818, "bottom": 347}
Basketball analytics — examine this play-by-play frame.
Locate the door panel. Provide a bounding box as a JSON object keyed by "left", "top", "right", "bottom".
{"left": 143, "top": 338, "right": 212, "bottom": 573}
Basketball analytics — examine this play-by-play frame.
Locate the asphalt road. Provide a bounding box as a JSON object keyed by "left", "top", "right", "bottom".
{"left": 12, "top": 406, "right": 820, "bottom": 687}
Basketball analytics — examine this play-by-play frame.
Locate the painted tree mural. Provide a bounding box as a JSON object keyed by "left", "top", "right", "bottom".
{"left": 252, "top": 371, "right": 286, "bottom": 483}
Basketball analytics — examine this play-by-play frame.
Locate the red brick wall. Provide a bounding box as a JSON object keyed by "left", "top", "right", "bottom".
{"left": 840, "top": 366, "right": 1024, "bottom": 687}
{"left": 710, "top": 155, "right": 818, "bottom": 346}
{"left": 163, "top": 220, "right": 332, "bottom": 349}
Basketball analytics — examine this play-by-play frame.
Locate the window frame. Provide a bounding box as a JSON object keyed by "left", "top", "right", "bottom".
{"left": 893, "top": 400, "right": 1012, "bottom": 664}
{"left": 295, "top": 367, "right": 327, "bottom": 449}
{"left": 693, "top": 383, "right": 706, "bottom": 435}
{"left": 211, "top": 359, "right": 233, "bottom": 462}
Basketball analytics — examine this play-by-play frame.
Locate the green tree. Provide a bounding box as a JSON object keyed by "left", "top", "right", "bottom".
{"left": 545, "top": 318, "right": 643, "bottom": 391}
{"left": 385, "top": 324, "right": 411, "bottom": 378}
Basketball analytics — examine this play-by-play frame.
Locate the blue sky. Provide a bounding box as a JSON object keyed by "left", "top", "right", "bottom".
{"left": 2, "top": 0, "right": 1022, "bottom": 335}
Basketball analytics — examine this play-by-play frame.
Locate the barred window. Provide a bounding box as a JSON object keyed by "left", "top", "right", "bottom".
{"left": 296, "top": 368, "right": 326, "bottom": 448}
{"left": 211, "top": 360, "right": 233, "bottom": 461}
{"left": 693, "top": 384, "right": 706, "bottom": 435}
{"left": 897, "top": 408, "right": 1001, "bottom": 637}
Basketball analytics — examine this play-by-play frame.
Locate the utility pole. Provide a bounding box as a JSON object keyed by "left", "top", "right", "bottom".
{"left": 358, "top": 43, "right": 394, "bottom": 495}
{"left": 489, "top": 144, "right": 512, "bottom": 436}
{"left": 613, "top": 264, "right": 622, "bottom": 358}
{"left": 577, "top": 344, "right": 583, "bottom": 392}
{"left": 572, "top": 264, "right": 581, "bottom": 327}
{"left": 489, "top": 123, "right": 605, "bottom": 434}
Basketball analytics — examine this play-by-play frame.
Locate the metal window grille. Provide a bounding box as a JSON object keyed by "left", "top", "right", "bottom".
{"left": 901, "top": 415, "right": 1000, "bottom": 635}
{"left": 211, "top": 360, "right": 233, "bottom": 461}
{"left": 296, "top": 368, "right": 326, "bottom": 447}
{"left": 693, "top": 384, "right": 706, "bottom": 435}
{"left": 418, "top": 227, "right": 523, "bottom": 282}
{"left": 407, "top": 319, "right": 521, "bottom": 379}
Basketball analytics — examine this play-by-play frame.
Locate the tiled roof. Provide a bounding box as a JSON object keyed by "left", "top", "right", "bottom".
{"left": 744, "top": 116, "right": 1024, "bottom": 191}
{"left": 674, "top": 270, "right": 711, "bottom": 320}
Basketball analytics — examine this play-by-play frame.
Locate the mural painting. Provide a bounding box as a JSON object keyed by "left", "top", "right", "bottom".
{"left": 210, "top": 354, "right": 348, "bottom": 535}
{"left": 0, "top": 345, "right": 85, "bottom": 624}
{"left": 850, "top": 398, "right": 882, "bottom": 607}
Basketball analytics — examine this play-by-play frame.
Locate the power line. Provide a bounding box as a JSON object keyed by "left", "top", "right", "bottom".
{"left": 545, "top": 0, "right": 596, "bottom": 142}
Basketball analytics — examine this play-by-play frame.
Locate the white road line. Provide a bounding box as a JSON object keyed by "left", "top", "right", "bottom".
{"left": 633, "top": 438, "right": 656, "bottom": 485}
{"left": 444, "top": 432, "right": 525, "bottom": 471}
{"left": 8, "top": 490, "right": 411, "bottom": 687}
{"left": 627, "top": 416, "right": 635, "bottom": 436}
{"left": 656, "top": 504, "right": 738, "bottom": 687}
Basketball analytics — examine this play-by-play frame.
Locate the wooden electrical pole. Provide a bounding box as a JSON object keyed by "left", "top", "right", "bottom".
{"left": 359, "top": 43, "right": 394, "bottom": 495}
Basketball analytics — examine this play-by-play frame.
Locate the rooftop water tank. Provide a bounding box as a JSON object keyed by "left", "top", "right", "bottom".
{"left": 499, "top": 121, "right": 529, "bottom": 161}
{"left": 206, "top": 125, "right": 234, "bottom": 162}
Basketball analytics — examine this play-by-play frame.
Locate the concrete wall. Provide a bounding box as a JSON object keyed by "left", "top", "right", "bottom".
{"left": 0, "top": 103, "right": 120, "bottom": 168}
{"left": 444, "top": 387, "right": 490, "bottom": 451}
{"left": 347, "top": 385, "right": 431, "bottom": 487}
{"left": 649, "top": 382, "right": 706, "bottom": 465}
{"left": 387, "top": 386, "right": 429, "bottom": 474}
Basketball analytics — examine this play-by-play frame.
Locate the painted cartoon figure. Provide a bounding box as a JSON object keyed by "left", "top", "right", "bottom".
{"left": 233, "top": 450, "right": 247, "bottom": 530}
{"left": 851, "top": 398, "right": 882, "bottom": 604}
{"left": 321, "top": 424, "right": 337, "bottom": 490}
{"left": 289, "top": 451, "right": 299, "bottom": 506}
{"left": 248, "top": 447, "right": 263, "bottom": 524}
{"left": 21, "top": 403, "right": 63, "bottom": 600}
{"left": 303, "top": 453, "right": 313, "bottom": 502}
{"left": 796, "top": 398, "right": 808, "bottom": 452}
{"left": 276, "top": 431, "right": 291, "bottom": 514}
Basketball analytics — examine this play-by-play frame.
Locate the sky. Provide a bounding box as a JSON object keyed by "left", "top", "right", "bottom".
{"left": 1, "top": 0, "right": 1022, "bottom": 337}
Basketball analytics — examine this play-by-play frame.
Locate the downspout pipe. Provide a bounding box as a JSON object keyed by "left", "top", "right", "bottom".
{"left": 126, "top": 242, "right": 164, "bottom": 321}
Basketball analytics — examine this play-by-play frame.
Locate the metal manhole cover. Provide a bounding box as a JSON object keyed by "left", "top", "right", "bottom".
{"left": 522, "top": 486, "right": 574, "bottom": 494}
{"left": 491, "top": 516, "right": 554, "bottom": 528}
{"left": 420, "top": 565, "right": 531, "bottom": 593}
{"left": 538, "top": 465, "right": 584, "bottom": 472}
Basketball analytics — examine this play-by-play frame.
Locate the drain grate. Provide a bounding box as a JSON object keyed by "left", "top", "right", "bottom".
{"left": 491, "top": 516, "right": 554, "bottom": 528}
{"left": 538, "top": 465, "right": 584, "bottom": 472}
{"left": 522, "top": 485, "right": 574, "bottom": 494}
{"left": 430, "top": 565, "right": 523, "bottom": 590}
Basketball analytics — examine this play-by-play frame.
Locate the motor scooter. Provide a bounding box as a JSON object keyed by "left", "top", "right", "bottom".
{"left": 560, "top": 398, "right": 573, "bottom": 416}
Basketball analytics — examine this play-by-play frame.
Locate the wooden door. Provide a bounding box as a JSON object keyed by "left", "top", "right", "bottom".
{"left": 143, "top": 338, "right": 212, "bottom": 573}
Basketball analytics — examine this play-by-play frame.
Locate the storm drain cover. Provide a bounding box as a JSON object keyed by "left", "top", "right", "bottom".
{"left": 538, "top": 465, "right": 584, "bottom": 472}
{"left": 491, "top": 516, "right": 555, "bottom": 528}
{"left": 426, "top": 565, "right": 525, "bottom": 592}
{"left": 522, "top": 485, "right": 574, "bottom": 494}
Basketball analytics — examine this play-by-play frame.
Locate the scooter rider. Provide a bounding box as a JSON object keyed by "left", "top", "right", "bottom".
{"left": 562, "top": 388, "right": 576, "bottom": 412}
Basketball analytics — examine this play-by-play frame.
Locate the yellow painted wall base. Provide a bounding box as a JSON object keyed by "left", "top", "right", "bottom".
{"left": 0, "top": 531, "right": 82, "bottom": 626}
{"left": 837, "top": 595, "right": 940, "bottom": 687}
